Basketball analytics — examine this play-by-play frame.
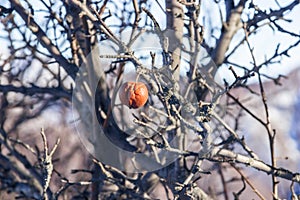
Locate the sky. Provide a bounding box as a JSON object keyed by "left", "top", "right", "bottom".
{"left": 213, "top": 0, "right": 300, "bottom": 83}
{"left": 0, "top": 0, "right": 299, "bottom": 85}
{"left": 135, "top": 0, "right": 300, "bottom": 84}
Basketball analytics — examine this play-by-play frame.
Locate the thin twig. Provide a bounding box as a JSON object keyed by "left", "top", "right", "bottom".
{"left": 40, "top": 128, "right": 60, "bottom": 199}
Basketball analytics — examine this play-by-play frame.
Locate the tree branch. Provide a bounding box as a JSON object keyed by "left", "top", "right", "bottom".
{"left": 0, "top": 84, "right": 71, "bottom": 100}
{"left": 10, "top": 0, "right": 78, "bottom": 80}
{"left": 214, "top": 148, "right": 300, "bottom": 183}
{"left": 211, "top": 0, "right": 246, "bottom": 68}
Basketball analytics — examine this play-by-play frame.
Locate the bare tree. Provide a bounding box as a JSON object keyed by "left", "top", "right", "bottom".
{"left": 0, "top": 0, "right": 300, "bottom": 199}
